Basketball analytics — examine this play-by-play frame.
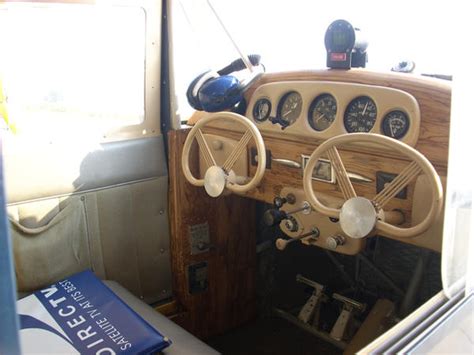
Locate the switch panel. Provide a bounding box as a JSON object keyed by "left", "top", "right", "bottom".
{"left": 188, "top": 261, "right": 208, "bottom": 294}
{"left": 189, "top": 222, "right": 210, "bottom": 255}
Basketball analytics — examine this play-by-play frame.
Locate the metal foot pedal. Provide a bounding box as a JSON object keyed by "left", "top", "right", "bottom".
{"left": 296, "top": 274, "right": 325, "bottom": 324}
{"left": 343, "top": 299, "right": 395, "bottom": 355}
{"left": 330, "top": 293, "right": 366, "bottom": 341}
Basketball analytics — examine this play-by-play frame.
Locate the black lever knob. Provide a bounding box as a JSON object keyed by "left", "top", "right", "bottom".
{"left": 263, "top": 209, "right": 288, "bottom": 227}
{"left": 269, "top": 116, "right": 290, "bottom": 130}
{"left": 273, "top": 196, "right": 287, "bottom": 208}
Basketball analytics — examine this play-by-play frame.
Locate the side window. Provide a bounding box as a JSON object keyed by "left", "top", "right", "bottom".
{"left": 0, "top": 4, "right": 157, "bottom": 140}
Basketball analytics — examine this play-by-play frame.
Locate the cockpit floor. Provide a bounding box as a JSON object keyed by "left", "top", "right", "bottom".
{"left": 206, "top": 316, "right": 340, "bottom": 355}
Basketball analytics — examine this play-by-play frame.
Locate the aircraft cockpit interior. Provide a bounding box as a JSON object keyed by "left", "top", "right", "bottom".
{"left": 1, "top": 1, "right": 472, "bottom": 354}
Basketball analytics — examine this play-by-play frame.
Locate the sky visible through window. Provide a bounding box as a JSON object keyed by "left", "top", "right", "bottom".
{"left": 0, "top": 5, "right": 145, "bottom": 136}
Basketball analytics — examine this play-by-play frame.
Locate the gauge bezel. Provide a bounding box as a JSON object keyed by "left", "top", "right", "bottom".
{"left": 277, "top": 91, "right": 303, "bottom": 126}
{"left": 252, "top": 98, "right": 272, "bottom": 123}
{"left": 381, "top": 110, "right": 410, "bottom": 139}
{"left": 307, "top": 93, "right": 337, "bottom": 132}
{"left": 343, "top": 95, "right": 377, "bottom": 133}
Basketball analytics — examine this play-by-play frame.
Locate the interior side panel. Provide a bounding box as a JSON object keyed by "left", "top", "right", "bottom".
{"left": 94, "top": 177, "right": 172, "bottom": 304}
{"left": 8, "top": 178, "right": 171, "bottom": 303}
{"left": 5, "top": 136, "right": 167, "bottom": 204}
{"left": 6, "top": 135, "right": 171, "bottom": 303}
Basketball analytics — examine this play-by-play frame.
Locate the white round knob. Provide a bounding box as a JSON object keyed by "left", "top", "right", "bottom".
{"left": 204, "top": 166, "right": 226, "bottom": 197}
{"left": 276, "top": 238, "right": 289, "bottom": 250}
{"left": 326, "top": 235, "right": 345, "bottom": 250}
{"left": 339, "top": 197, "right": 377, "bottom": 239}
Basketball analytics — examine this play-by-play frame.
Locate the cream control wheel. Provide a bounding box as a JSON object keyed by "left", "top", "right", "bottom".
{"left": 303, "top": 133, "right": 443, "bottom": 239}
{"left": 182, "top": 112, "right": 266, "bottom": 197}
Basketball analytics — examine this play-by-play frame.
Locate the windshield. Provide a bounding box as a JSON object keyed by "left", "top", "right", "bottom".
{"left": 172, "top": 0, "right": 455, "bottom": 120}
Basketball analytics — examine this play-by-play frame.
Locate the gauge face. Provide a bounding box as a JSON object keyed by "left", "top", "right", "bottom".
{"left": 344, "top": 96, "right": 377, "bottom": 133}
{"left": 277, "top": 91, "right": 302, "bottom": 126}
{"left": 252, "top": 98, "right": 271, "bottom": 122}
{"left": 382, "top": 110, "right": 410, "bottom": 139}
{"left": 308, "top": 94, "right": 337, "bottom": 131}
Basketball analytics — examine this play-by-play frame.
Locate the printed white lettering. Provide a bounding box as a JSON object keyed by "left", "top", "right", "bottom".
{"left": 77, "top": 326, "right": 97, "bottom": 341}
{"left": 67, "top": 315, "right": 86, "bottom": 329}
{"left": 58, "top": 305, "right": 76, "bottom": 317}
{"left": 88, "top": 309, "right": 101, "bottom": 319}
{"left": 49, "top": 296, "right": 66, "bottom": 308}
{"left": 96, "top": 317, "right": 108, "bottom": 325}
{"left": 40, "top": 286, "right": 58, "bottom": 298}
{"left": 79, "top": 300, "right": 94, "bottom": 310}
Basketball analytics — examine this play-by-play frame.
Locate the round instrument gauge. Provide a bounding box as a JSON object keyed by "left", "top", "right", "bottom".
{"left": 308, "top": 94, "right": 337, "bottom": 131}
{"left": 344, "top": 96, "right": 377, "bottom": 133}
{"left": 382, "top": 110, "right": 410, "bottom": 139}
{"left": 252, "top": 98, "right": 271, "bottom": 122}
{"left": 277, "top": 91, "right": 302, "bottom": 126}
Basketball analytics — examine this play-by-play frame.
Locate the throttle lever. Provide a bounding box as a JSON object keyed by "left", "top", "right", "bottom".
{"left": 276, "top": 227, "right": 320, "bottom": 250}
{"left": 263, "top": 200, "right": 311, "bottom": 227}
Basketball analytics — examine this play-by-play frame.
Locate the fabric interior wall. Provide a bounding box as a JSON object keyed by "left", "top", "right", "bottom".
{"left": 9, "top": 196, "right": 91, "bottom": 292}
{"left": 7, "top": 177, "right": 172, "bottom": 304}
{"left": 94, "top": 177, "right": 172, "bottom": 304}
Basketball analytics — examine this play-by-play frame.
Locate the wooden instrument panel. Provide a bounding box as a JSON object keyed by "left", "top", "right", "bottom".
{"left": 200, "top": 69, "right": 451, "bottom": 252}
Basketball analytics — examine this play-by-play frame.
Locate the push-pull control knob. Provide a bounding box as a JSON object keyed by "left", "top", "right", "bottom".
{"left": 263, "top": 209, "right": 288, "bottom": 227}
{"left": 273, "top": 194, "right": 296, "bottom": 208}
{"left": 326, "top": 235, "right": 345, "bottom": 250}
{"left": 273, "top": 196, "right": 287, "bottom": 208}
{"left": 264, "top": 195, "right": 304, "bottom": 227}
{"left": 276, "top": 227, "right": 320, "bottom": 251}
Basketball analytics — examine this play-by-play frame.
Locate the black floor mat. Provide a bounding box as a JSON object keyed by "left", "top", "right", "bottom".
{"left": 207, "top": 316, "right": 341, "bottom": 355}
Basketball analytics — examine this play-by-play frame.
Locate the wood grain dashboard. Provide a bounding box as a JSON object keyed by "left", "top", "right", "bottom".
{"left": 187, "top": 69, "right": 451, "bottom": 253}
{"left": 168, "top": 69, "right": 451, "bottom": 337}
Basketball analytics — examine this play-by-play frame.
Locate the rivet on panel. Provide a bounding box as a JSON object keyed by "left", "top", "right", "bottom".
{"left": 159, "top": 210, "right": 164, "bottom": 215}
{"left": 160, "top": 248, "right": 165, "bottom": 253}
{"left": 80, "top": 196, "right": 85, "bottom": 201}
{"left": 162, "top": 290, "right": 167, "bottom": 294}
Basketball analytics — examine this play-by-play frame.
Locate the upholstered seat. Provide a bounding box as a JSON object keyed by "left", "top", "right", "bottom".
{"left": 104, "top": 281, "right": 219, "bottom": 355}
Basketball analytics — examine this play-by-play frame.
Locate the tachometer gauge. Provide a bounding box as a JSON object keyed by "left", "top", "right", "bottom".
{"left": 344, "top": 96, "right": 377, "bottom": 133}
{"left": 308, "top": 94, "right": 337, "bottom": 131}
{"left": 382, "top": 110, "right": 410, "bottom": 139}
{"left": 252, "top": 98, "right": 271, "bottom": 122}
{"left": 277, "top": 91, "right": 302, "bottom": 126}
